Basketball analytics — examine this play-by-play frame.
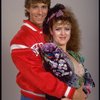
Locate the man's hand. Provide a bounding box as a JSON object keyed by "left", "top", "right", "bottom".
{"left": 72, "top": 83, "right": 87, "bottom": 100}
{"left": 61, "top": 98, "right": 71, "bottom": 100}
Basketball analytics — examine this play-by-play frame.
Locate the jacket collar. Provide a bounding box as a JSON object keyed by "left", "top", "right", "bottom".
{"left": 23, "top": 20, "right": 43, "bottom": 34}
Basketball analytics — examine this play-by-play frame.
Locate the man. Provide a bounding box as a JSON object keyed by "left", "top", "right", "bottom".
{"left": 10, "top": 0, "right": 86, "bottom": 100}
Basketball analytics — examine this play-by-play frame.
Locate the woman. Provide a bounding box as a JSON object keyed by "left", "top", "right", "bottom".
{"left": 39, "top": 3, "right": 95, "bottom": 100}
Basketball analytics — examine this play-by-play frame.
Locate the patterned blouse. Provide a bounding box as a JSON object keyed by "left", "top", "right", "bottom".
{"left": 39, "top": 43, "right": 95, "bottom": 96}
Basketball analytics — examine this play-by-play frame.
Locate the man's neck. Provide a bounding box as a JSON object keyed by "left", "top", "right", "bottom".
{"left": 30, "top": 20, "right": 43, "bottom": 29}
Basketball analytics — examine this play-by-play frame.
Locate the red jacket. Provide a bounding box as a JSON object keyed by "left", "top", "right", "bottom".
{"left": 10, "top": 20, "right": 76, "bottom": 100}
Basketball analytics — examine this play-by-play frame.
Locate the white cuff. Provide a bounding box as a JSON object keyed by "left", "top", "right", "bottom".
{"left": 64, "top": 86, "right": 71, "bottom": 97}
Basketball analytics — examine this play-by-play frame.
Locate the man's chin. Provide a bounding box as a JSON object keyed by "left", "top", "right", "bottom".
{"left": 36, "top": 22, "right": 43, "bottom": 28}
{"left": 37, "top": 21, "right": 44, "bottom": 26}
{"left": 33, "top": 20, "right": 44, "bottom": 27}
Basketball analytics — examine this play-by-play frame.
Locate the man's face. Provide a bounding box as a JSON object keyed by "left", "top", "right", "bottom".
{"left": 27, "top": 3, "right": 48, "bottom": 28}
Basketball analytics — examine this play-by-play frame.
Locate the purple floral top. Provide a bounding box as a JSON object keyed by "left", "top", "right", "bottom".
{"left": 39, "top": 43, "right": 95, "bottom": 95}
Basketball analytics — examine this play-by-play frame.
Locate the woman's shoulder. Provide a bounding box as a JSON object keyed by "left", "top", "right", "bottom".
{"left": 68, "top": 50, "right": 85, "bottom": 63}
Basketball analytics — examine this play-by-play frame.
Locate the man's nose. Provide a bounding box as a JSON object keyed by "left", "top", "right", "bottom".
{"left": 38, "top": 8, "right": 42, "bottom": 14}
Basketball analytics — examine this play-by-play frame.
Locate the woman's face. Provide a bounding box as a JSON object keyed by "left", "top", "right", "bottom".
{"left": 26, "top": 3, "right": 48, "bottom": 28}
{"left": 51, "top": 20, "right": 71, "bottom": 47}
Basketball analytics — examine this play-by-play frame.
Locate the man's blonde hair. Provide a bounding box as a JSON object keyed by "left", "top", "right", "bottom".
{"left": 24, "top": 0, "right": 51, "bottom": 18}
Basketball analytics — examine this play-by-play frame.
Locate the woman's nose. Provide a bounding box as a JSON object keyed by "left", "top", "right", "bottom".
{"left": 61, "top": 29, "right": 65, "bottom": 35}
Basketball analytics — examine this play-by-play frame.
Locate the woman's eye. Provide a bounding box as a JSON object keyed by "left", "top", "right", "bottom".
{"left": 55, "top": 28, "right": 61, "bottom": 31}
{"left": 65, "top": 28, "right": 71, "bottom": 31}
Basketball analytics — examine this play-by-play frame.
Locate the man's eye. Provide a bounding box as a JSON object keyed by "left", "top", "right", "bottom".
{"left": 42, "top": 6, "right": 48, "bottom": 9}
{"left": 32, "top": 6, "right": 38, "bottom": 9}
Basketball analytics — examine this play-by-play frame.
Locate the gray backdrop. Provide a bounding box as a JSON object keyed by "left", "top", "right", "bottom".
{"left": 2, "top": 0, "right": 99, "bottom": 100}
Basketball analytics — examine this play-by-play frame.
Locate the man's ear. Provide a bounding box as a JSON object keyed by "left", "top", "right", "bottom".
{"left": 26, "top": 8, "right": 30, "bottom": 12}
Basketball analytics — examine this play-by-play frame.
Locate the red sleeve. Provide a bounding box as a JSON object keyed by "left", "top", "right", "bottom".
{"left": 11, "top": 48, "right": 76, "bottom": 98}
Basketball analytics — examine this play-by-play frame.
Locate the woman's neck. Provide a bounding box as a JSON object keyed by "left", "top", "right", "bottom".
{"left": 53, "top": 42, "right": 67, "bottom": 52}
{"left": 58, "top": 45, "right": 67, "bottom": 53}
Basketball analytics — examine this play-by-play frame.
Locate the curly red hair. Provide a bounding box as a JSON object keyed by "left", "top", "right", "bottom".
{"left": 43, "top": 3, "right": 81, "bottom": 52}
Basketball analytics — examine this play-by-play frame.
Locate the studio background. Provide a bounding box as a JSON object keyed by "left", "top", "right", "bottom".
{"left": 2, "top": 0, "right": 99, "bottom": 100}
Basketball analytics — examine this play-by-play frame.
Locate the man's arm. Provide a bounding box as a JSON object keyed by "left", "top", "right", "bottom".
{"left": 11, "top": 48, "right": 76, "bottom": 98}
{"left": 63, "top": 84, "right": 87, "bottom": 100}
